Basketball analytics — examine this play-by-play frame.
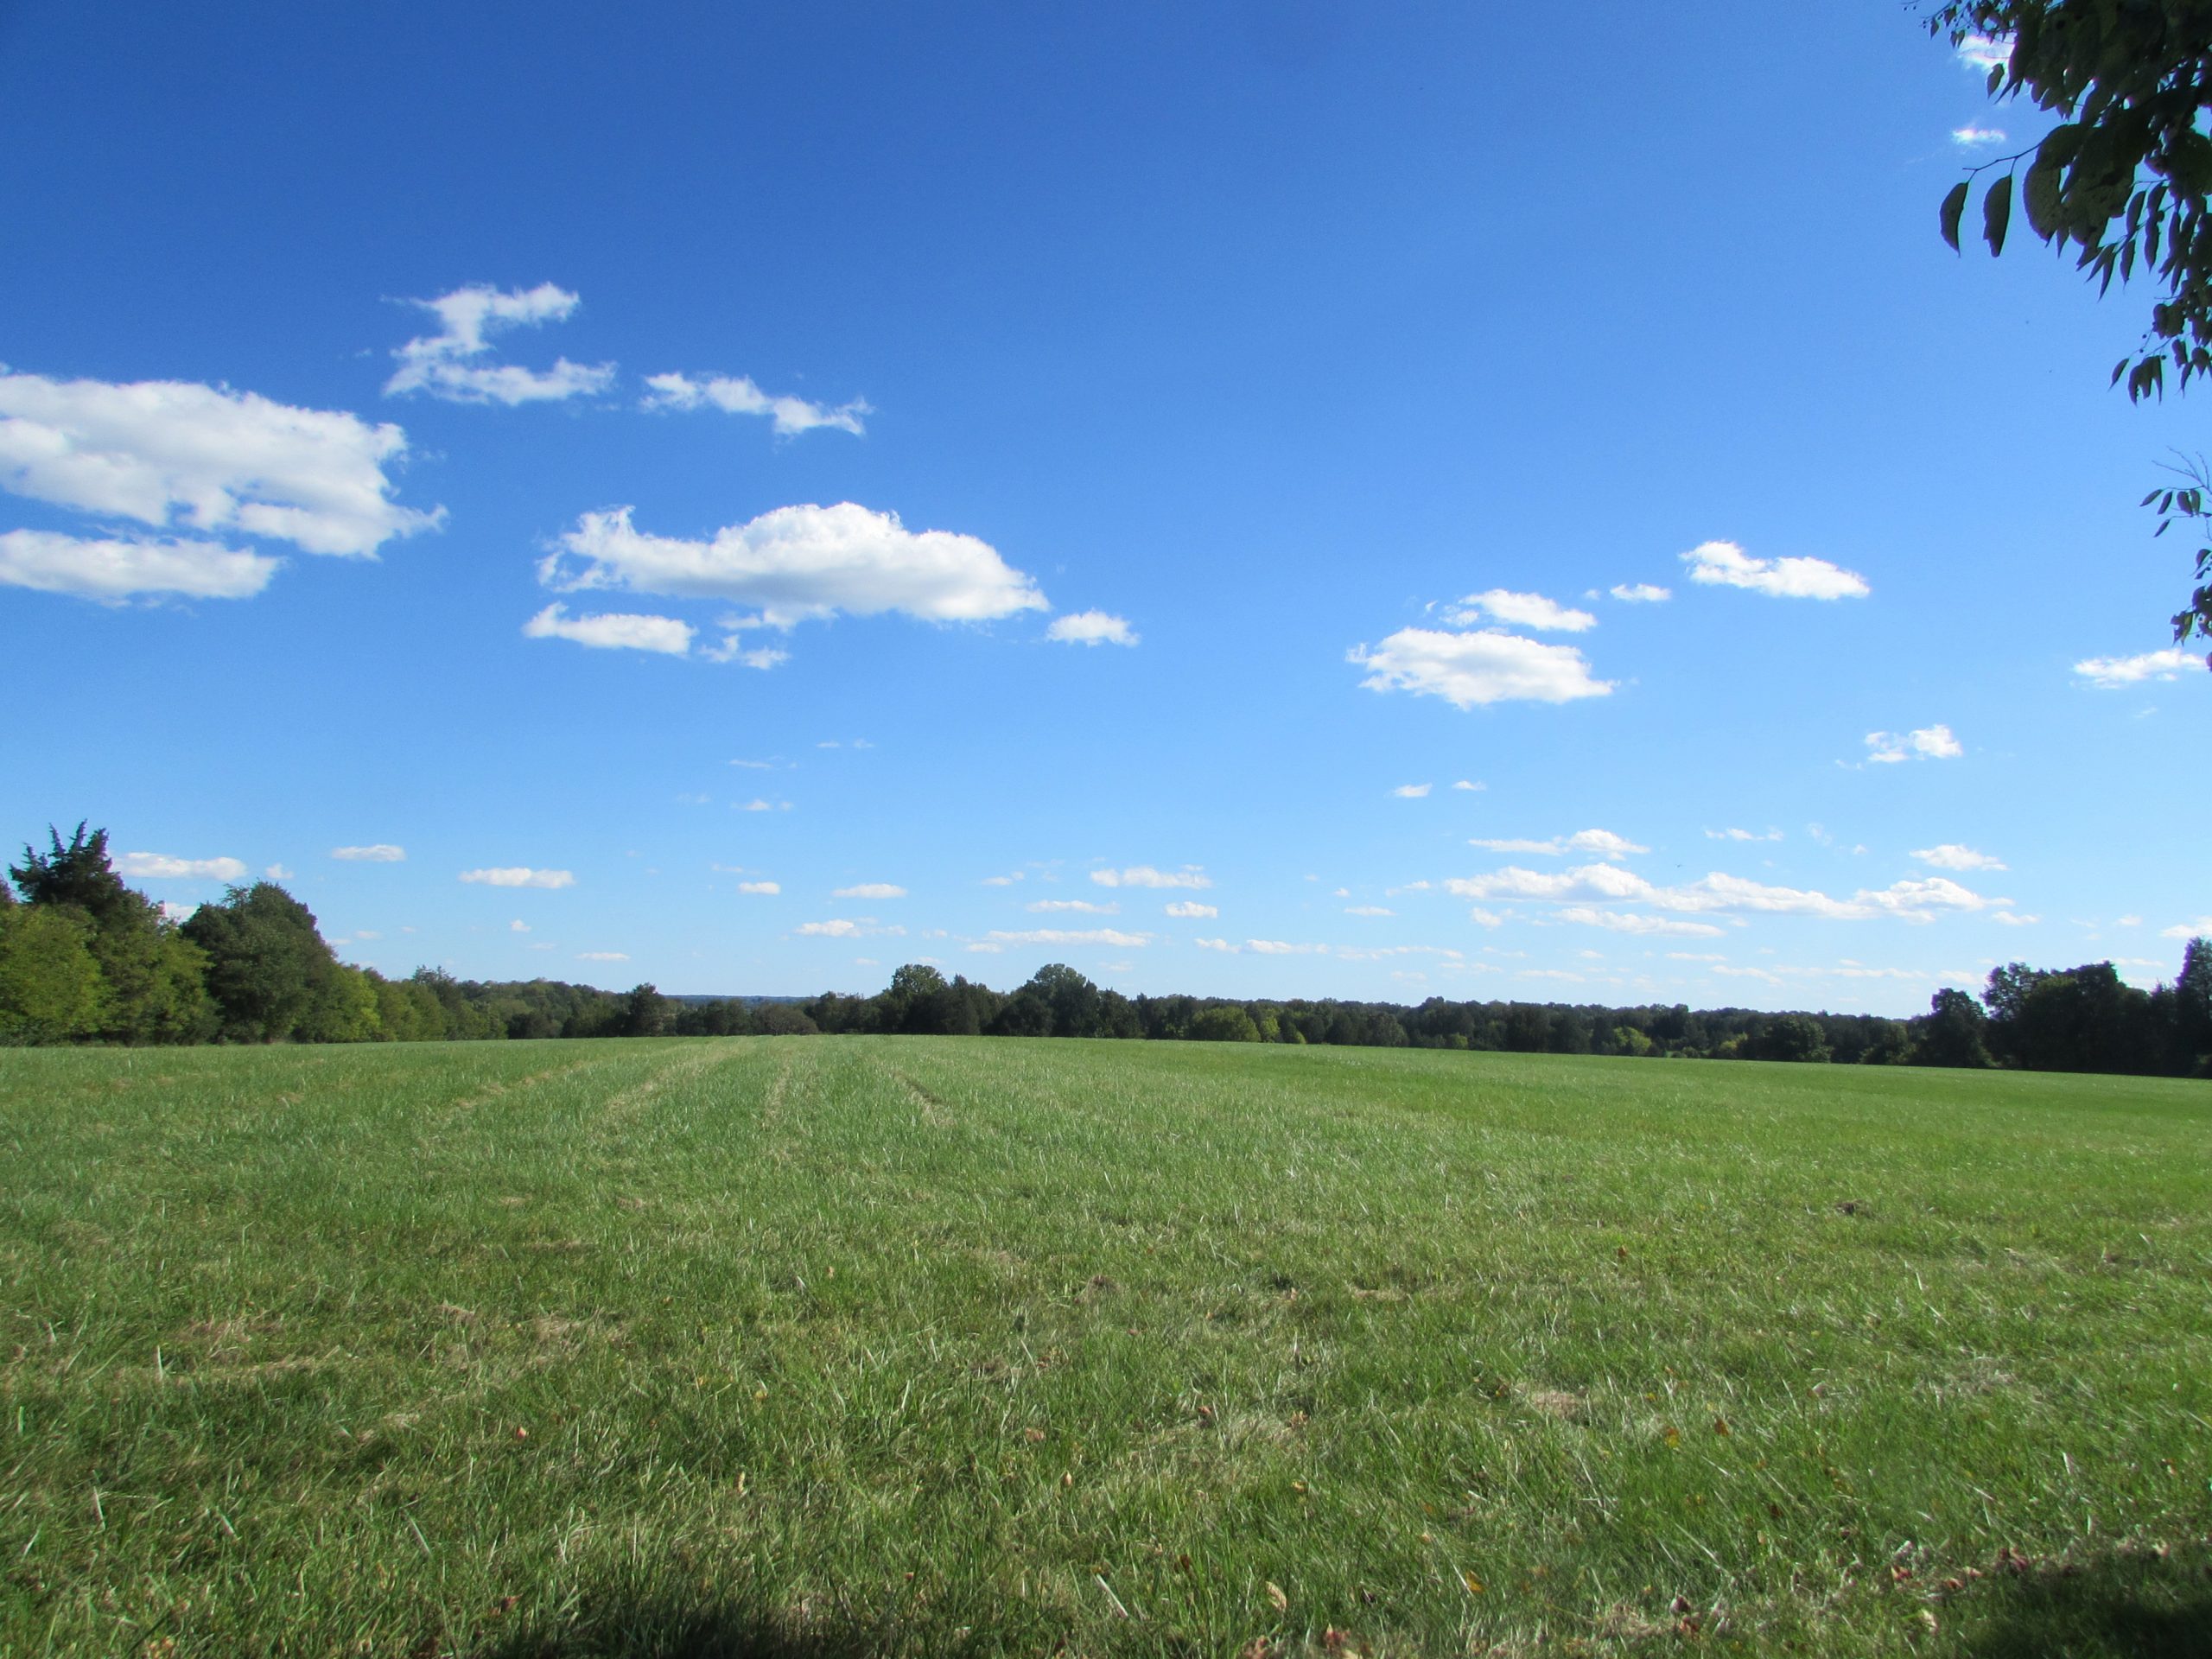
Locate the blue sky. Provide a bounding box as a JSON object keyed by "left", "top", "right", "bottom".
{"left": 2, "top": 1, "right": 2205, "bottom": 1014}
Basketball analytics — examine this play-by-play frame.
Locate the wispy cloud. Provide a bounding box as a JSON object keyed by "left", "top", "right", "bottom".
{"left": 1440, "top": 589, "right": 1596, "bottom": 632}
{"left": 1468, "top": 828, "right": 1647, "bottom": 860}
{"left": 0, "top": 530, "right": 280, "bottom": 602}
{"left": 2074, "top": 647, "right": 2201, "bottom": 689}
{"left": 1866, "top": 724, "right": 1962, "bottom": 764}
{"left": 458, "top": 867, "right": 575, "bottom": 889}
{"left": 1609, "top": 583, "right": 1670, "bottom": 603}
{"left": 1951, "top": 124, "right": 2008, "bottom": 147}
{"left": 1912, "top": 843, "right": 2005, "bottom": 872}
{"left": 1705, "top": 827, "right": 1781, "bottom": 842}
{"left": 641, "top": 371, "right": 868, "bottom": 435}
{"left": 987, "top": 927, "right": 1153, "bottom": 946}
{"left": 1027, "top": 898, "right": 1116, "bottom": 914}
{"left": 524, "top": 602, "right": 695, "bottom": 656}
{"left": 1392, "top": 783, "right": 1433, "bottom": 798}
{"left": 834, "top": 882, "right": 906, "bottom": 899}
{"left": 332, "top": 844, "right": 405, "bottom": 862}
{"left": 1682, "top": 540, "right": 1869, "bottom": 600}
{"left": 737, "top": 880, "right": 780, "bottom": 895}
{"left": 116, "top": 852, "right": 247, "bottom": 881}
{"left": 1091, "top": 865, "right": 1211, "bottom": 890}
{"left": 386, "top": 283, "right": 613, "bottom": 405}
{"left": 1163, "top": 900, "right": 1217, "bottom": 918}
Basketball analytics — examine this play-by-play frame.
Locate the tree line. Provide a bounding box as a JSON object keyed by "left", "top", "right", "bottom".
{"left": 1, "top": 825, "right": 2204, "bottom": 1077}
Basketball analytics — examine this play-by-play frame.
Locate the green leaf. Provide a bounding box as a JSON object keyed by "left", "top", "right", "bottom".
{"left": 1941, "top": 181, "right": 1970, "bottom": 251}
{"left": 1983, "top": 173, "right": 2014, "bottom": 256}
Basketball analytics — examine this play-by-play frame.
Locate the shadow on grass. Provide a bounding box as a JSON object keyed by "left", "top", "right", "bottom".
{"left": 468, "top": 1591, "right": 988, "bottom": 1659}
{"left": 1957, "top": 1548, "right": 2212, "bottom": 1659}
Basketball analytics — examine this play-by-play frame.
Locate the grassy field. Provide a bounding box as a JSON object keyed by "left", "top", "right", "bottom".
{"left": 0, "top": 1038, "right": 2206, "bottom": 1657}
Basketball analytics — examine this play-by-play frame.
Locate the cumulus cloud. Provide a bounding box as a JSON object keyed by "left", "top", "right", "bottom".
{"left": 510, "top": 919, "right": 531, "bottom": 931}
{"left": 1446, "top": 860, "right": 2005, "bottom": 925}
{"left": 1452, "top": 779, "right": 1484, "bottom": 791}
{"left": 1163, "top": 900, "right": 1217, "bottom": 918}
{"left": 524, "top": 602, "right": 695, "bottom": 656}
{"left": 1952, "top": 125, "right": 2008, "bottom": 146}
{"left": 263, "top": 866, "right": 293, "bottom": 881}
{"left": 1681, "top": 540, "right": 1869, "bottom": 600}
{"left": 0, "top": 530, "right": 280, "bottom": 601}
{"left": 1866, "top": 725, "right": 1963, "bottom": 764}
{"left": 833, "top": 882, "right": 906, "bottom": 899}
{"left": 459, "top": 867, "right": 575, "bottom": 889}
{"left": 1392, "top": 783, "right": 1433, "bottom": 798}
{"left": 1610, "top": 583, "right": 1670, "bottom": 603}
{"left": 1468, "top": 828, "right": 1648, "bottom": 860}
{"left": 1912, "top": 843, "right": 2005, "bottom": 872}
{"left": 385, "top": 283, "right": 614, "bottom": 404}
{"left": 1441, "top": 589, "right": 1596, "bottom": 632}
{"left": 540, "top": 503, "right": 1046, "bottom": 631}
{"left": 1091, "top": 865, "right": 1211, "bottom": 890}
{"left": 116, "top": 852, "right": 247, "bottom": 881}
{"left": 1194, "top": 938, "right": 1237, "bottom": 952}
{"left": 0, "top": 371, "right": 442, "bottom": 573}
{"left": 2161, "top": 916, "right": 2212, "bottom": 939}
{"left": 737, "top": 880, "right": 780, "bottom": 895}
{"left": 1555, "top": 907, "right": 1726, "bottom": 938}
{"left": 2074, "top": 647, "right": 2201, "bottom": 688}
{"left": 1027, "top": 899, "right": 1117, "bottom": 914}
{"left": 1350, "top": 626, "right": 1612, "bottom": 709}
{"left": 1046, "top": 610, "right": 1138, "bottom": 647}
{"left": 332, "top": 844, "right": 404, "bottom": 862}
{"left": 641, "top": 372, "right": 868, "bottom": 436}
{"left": 986, "top": 927, "right": 1152, "bottom": 946}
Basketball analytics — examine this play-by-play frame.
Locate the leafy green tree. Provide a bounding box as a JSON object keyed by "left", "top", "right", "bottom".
{"left": 1750, "top": 1014, "right": 1832, "bottom": 1064}
{"left": 0, "top": 905, "right": 107, "bottom": 1042}
{"left": 1911, "top": 988, "right": 1994, "bottom": 1067}
{"left": 1930, "top": 1, "right": 2212, "bottom": 652}
{"left": 621, "top": 983, "right": 675, "bottom": 1037}
{"left": 2171, "top": 936, "right": 2212, "bottom": 1072}
{"left": 1187, "top": 1003, "right": 1261, "bottom": 1042}
{"left": 180, "top": 883, "right": 346, "bottom": 1042}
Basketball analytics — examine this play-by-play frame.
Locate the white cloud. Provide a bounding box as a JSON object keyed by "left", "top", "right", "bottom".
{"left": 1247, "top": 939, "right": 1327, "bottom": 955}
{"left": 1344, "top": 905, "right": 1394, "bottom": 917}
{"left": 1956, "top": 34, "right": 2011, "bottom": 72}
{"left": 1194, "top": 938, "right": 1237, "bottom": 952}
{"left": 458, "top": 867, "right": 575, "bottom": 889}
{"left": 1991, "top": 912, "right": 2040, "bottom": 926}
{"left": 797, "top": 918, "right": 894, "bottom": 938}
{"left": 332, "top": 843, "right": 404, "bottom": 862}
{"left": 1441, "top": 589, "right": 1596, "bottom": 632}
{"left": 0, "top": 372, "right": 442, "bottom": 563}
{"left": 0, "top": 529, "right": 280, "bottom": 601}
{"left": 1027, "top": 899, "right": 1117, "bottom": 914}
{"left": 2073, "top": 647, "right": 2200, "bottom": 689}
{"left": 1452, "top": 779, "right": 1484, "bottom": 791}
{"left": 263, "top": 865, "right": 293, "bottom": 880}
{"left": 576, "top": 950, "right": 630, "bottom": 962}
{"left": 1952, "top": 125, "right": 2008, "bottom": 146}
{"left": 1667, "top": 951, "right": 1726, "bottom": 963}
{"left": 116, "top": 852, "right": 247, "bottom": 881}
{"left": 1466, "top": 906, "right": 1505, "bottom": 928}
{"left": 1866, "top": 724, "right": 1963, "bottom": 764}
{"left": 1681, "top": 540, "right": 1869, "bottom": 601}
{"left": 1334, "top": 944, "right": 1465, "bottom": 963}
{"left": 986, "top": 928, "right": 1153, "bottom": 947}
{"left": 540, "top": 503, "right": 1046, "bottom": 631}
{"left": 834, "top": 882, "right": 907, "bottom": 899}
{"left": 1392, "top": 783, "right": 1433, "bottom": 798}
{"left": 640, "top": 371, "right": 868, "bottom": 436}
{"left": 1467, "top": 828, "right": 1648, "bottom": 860}
{"left": 1555, "top": 907, "right": 1726, "bottom": 938}
{"left": 1091, "top": 865, "right": 1211, "bottom": 890}
{"left": 1350, "top": 626, "right": 1612, "bottom": 709}
{"left": 510, "top": 919, "right": 531, "bottom": 932}
{"left": 1912, "top": 843, "right": 2005, "bottom": 872}
{"left": 2161, "top": 916, "right": 2212, "bottom": 939}
{"left": 1610, "top": 583, "right": 1670, "bottom": 603}
{"left": 981, "top": 872, "right": 1024, "bottom": 887}
{"left": 1706, "top": 827, "right": 1782, "bottom": 842}
{"left": 737, "top": 880, "right": 780, "bottom": 895}
{"left": 1446, "top": 860, "right": 2004, "bottom": 925}
{"left": 385, "top": 283, "right": 613, "bottom": 405}
{"left": 1046, "top": 610, "right": 1138, "bottom": 647}
{"left": 1163, "top": 900, "right": 1217, "bottom": 918}
{"left": 524, "top": 602, "right": 695, "bottom": 656}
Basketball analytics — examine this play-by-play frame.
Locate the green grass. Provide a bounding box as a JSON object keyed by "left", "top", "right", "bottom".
{"left": 0, "top": 1038, "right": 2207, "bottom": 1657}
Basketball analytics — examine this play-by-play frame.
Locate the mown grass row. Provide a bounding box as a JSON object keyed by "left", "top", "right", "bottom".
{"left": 1, "top": 1038, "right": 2207, "bottom": 1656}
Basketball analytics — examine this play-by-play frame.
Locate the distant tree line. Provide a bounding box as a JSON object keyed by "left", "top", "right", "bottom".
{"left": 1, "top": 824, "right": 2204, "bottom": 1077}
